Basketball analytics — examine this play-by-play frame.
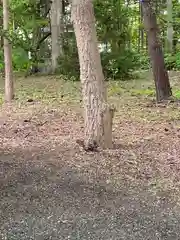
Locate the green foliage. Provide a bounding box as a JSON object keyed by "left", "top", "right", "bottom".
{"left": 57, "top": 0, "right": 139, "bottom": 80}
{"left": 174, "top": 90, "right": 180, "bottom": 99}
{"left": 138, "top": 53, "right": 151, "bottom": 70}
{"left": 176, "top": 52, "right": 180, "bottom": 68}
{"left": 134, "top": 52, "right": 180, "bottom": 71}
{"left": 57, "top": 35, "right": 80, "bottom": 80}
{"left": 94, "top": 0, "right": 130, "bottom": 49}
{"left": 164, "top": 54, "right": 176, "bottom": 70}
{"left": 0, "top": 50, "right": 3, "bottom": 71}
{"left": 130, "top": 88, "right": 155, "bottom": 97}
{"left": 58, "top": 48, "right": 140, "bottom": 81}
{"left": 0, "top": 0, "right": 50, "bottom": 65}
{"left": 12, "top": 47, "right": 29, "bottom": 70}
{"left": 58, "top": 51, "right": 80, "bottom": 81}
{"left": 1, "top": 0, "right": 180, "bottom": 80}
{"left": 0, "top": 48, "right": 29, "bottom": 71}
{"left": 164, "top": 52, "right": 180, "bottom": 70}
{"left": 101, "top": 50, "right": 140, "bottom": 80}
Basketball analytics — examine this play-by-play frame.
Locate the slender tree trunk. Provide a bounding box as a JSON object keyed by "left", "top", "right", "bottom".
{"left": 71, "top": 0, "right": 114, "bottom": 150}
{"left": 166, "top": 0, "right": 173, "bottom": 53}
{"left": 51, "top": 0, "right": 63, "bottom": 73}
{"left": 140, "top": 3, "right": 145, "bottom": 50}
{"left": 0, "top": 15, "right": 3, "bottom": 48}
{"left": 141, "top": 0, "right": 172, "bottom": 102}
{"left": 138, "top": 2, "right": 141, "bottom": 53}
{"left": 3, "top": 0, "right": 14, "bottom": 102}
{"left": 139, "top": 1, "right": 144, "bottom": 52}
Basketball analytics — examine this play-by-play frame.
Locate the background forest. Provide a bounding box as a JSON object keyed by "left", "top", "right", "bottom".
{"left": 0, "top": 0, "right": 180, "bottom": 79}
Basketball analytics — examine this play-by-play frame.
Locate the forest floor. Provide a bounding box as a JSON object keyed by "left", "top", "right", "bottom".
{"left": 1, "top": 71, "right": 180, "bottom": 239}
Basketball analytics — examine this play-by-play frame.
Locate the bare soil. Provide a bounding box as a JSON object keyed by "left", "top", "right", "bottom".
{"left": 1, "top": 75, "right": 180, "bottom": 239}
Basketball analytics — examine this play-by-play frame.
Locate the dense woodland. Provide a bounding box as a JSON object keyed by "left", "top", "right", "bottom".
{"left": 1, "top": 0, "right": 180, "bottom": 75}
{"left": 0, "top": 0, "right": 180, "bottom": 73}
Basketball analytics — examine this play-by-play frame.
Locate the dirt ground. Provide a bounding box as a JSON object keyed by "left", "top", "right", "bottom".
{"left": 1, "top": 74, "right": 180, "bottom": 239}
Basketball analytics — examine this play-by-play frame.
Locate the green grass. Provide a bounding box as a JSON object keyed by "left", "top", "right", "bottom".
{"left": 12, "top": 76, "right": 81, "bottom": 105}
{"left": 174, "top": 90, "right": 180, "bottom": 99}
{"left": 0, "top": 72, "right": 180, "bottom": 123}
{"left": 130, "top": 88, "right": 155, "bottom": 97}
{"left": 1, "top": 71, "right": 180, "bottom": 202}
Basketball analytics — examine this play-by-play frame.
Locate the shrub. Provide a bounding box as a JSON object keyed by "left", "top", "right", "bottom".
{"left": 58, "top": 49, "right": 80, "bottom": 80}
{"left": 0, "top": 47, "right": 29, "bottom": 72}
{"left": 174, "top": 52, "right": 180, "bottom": 69}
{"left": 138, "top": 53, "right": 150, "bottom": 70}
{"left": 164, "top": 53, "right": 176, "bottom": 70}
{"left": 12, "top": 47, "right": 29, "bottom": 71}
{"left": 0, "top": 50, "right": 4, "bottom": 72}
{"left": 58, "top": 40, "right": 140, "bottom": 80}
{"left": 57, "top": 35, "right": 80, "bottom": 80}
{"left": 164, "top": 52, "right": 180, "bottom": 70}
{"left": 101, "top": 50, "right": 140, "bottom": 80}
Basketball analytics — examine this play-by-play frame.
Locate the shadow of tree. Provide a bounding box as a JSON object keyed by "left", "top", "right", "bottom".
{"left": 0, "top": 147, "right": 180, "bottom": 240}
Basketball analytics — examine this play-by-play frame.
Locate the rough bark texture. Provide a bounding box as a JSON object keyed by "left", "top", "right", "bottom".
{"left": 71, "top": 0, "right": 114, "bottom": 149}
{"left": 141, "top": 0, "right": 172, "bottom": 102}
{"left": 166, "top": 0, "right": 173, "bottom": 53}
{"left": 3, "top": 0, "right": 14, "bottom": 102}
{"left": 0, "top": 8, "right": 3, "bottom": 48}
{"left": 50, "top": 0, "right": 63, "bottom": 73}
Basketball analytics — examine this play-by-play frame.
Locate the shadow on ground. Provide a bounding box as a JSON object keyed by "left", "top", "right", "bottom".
{"left": 1, "top": 75, "right": 180, "bottom": 239}
{"left": 1, "top": 147, "right": 180, "bottom": 240}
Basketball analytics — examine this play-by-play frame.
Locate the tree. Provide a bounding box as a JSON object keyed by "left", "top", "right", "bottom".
{"left": 0, "top": 1, "right": 3, "bottom": 48}
{"left": 141, "top": 0, "right": 172, "bottom": 102}
{"left": 50, "top": 0, "right": 63, "bottom": 73}
{"left": 166, "top": 0, "right": 173, "bottom": 52}
{"left": 3, "top": 0, "right": 14, "bottom": 102}
{"left": 71, "top": 0, "right": 115, "bottom": 150}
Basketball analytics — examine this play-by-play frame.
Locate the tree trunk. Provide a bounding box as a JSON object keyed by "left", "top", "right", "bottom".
{"left": 141, "top": 0, "right": 172, "bottom": 102}
{"left": 166, "top": 0, "right": 173, "bottom": 53}
{"left": 3, "top": 0, "right": 14, "bottom": 102}
{"left": 71, "top": 0, "right": 114, "bottom": 150}
{"left": 139, "top": 1, "right": 144, "bottom": 52}
{"left": 50, "top": 0, "right": 63, "bottom": 73}
{"left": 0, "top": 15, "right": 3, "bottom": 48}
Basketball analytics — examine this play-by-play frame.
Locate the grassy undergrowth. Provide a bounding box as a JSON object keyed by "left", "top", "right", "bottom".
{"left": 0, "top": 71, "right": 180, "bottom": 213}
{"left": 0, "top": 71, "right": 180, "bottom": 123}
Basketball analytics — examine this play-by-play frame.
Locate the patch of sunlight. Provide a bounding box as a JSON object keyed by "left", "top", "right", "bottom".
{"left": 174, "top": 90, "right": 180, "bottom": 99}
{"left": 0, "top": 94, "right": 3, "bottom": 105}
{"left": 108, "top": 83, "right": 124, "bottom": 96}
{"left": 130, "top": 88, "right": 155, "bottom": 97}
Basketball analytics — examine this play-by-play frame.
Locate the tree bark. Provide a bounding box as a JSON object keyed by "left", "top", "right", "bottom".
{"left": 3, "top": 0, "right": 14, "bottom": 102}
{"left": 0, "top": 0, "right": 3, "bottom": 47}
{"left": 141, "top": 0, "right": 172, "bottom": 102}
{"left": 50, "top": 0, "right": 63, "bottom": 73}
{"left": 166, "top": 0, "right": 173, "bottom": 53}
{"left": 0, "top": 14, "right": 3, "bottom": 48}
{"left": 71, "top": 0, "right": 114, "bottom": 150}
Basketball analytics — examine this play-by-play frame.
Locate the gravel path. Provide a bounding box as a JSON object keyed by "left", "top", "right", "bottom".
{"left": 1, "top": 147, "right": 180, "bottom": 240}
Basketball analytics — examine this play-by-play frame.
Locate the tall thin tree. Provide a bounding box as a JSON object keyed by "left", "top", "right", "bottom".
{"left": 0, "top": 1, "right": 3, "bottom": 48}
{"left": 51, "top": 0, "right": 63, "bottom": 73}
{"left": 71, "top": 0, "right": 114, "bottom": 150}
{"left": 3, "top": 0, "right": 14, "bottom": 102}
{"left": 141, "top": 0, "right": 172, "bottom": 102}
{"left": 166, "top": 0, "right": 173, "bottom": 52}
